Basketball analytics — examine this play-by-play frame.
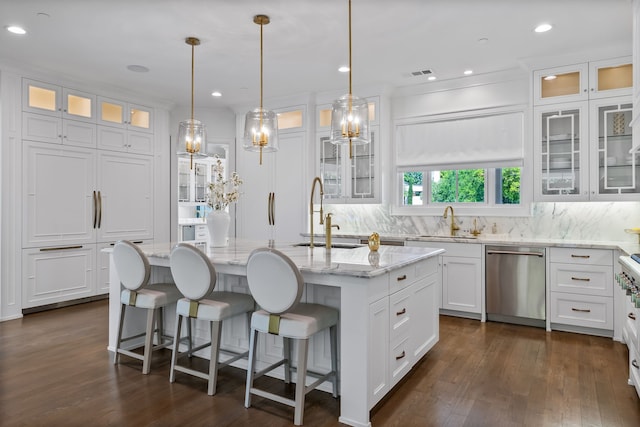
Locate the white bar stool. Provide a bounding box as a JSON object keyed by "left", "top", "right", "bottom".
{"left": 169, "top": 243, "right": 255, "bottom": 396}
{"left": 113, "top": 240, "right": 183, "bottom": 374}
{"left": 244, "top": 247, "right": 339, "bottom": 426}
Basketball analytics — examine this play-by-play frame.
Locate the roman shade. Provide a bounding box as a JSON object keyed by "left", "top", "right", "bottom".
{"left": 395, "top": 111, "right": 524, "bottom": 170}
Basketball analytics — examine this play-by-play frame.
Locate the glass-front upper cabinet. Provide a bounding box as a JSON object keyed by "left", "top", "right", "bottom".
{"left": 589, "top": 97, "right": 637, "bottom": 200}
{"left": 533, "top": 58, "right": 632, "bottom": 105}
{"left": 97, "top": 97, "right": 153, "bottom": 132}
{"left": 23, "top": 79, "right": 96, "bottom": 122}
{"left": 534, "top": 103, "right": 589, "bottom": 201}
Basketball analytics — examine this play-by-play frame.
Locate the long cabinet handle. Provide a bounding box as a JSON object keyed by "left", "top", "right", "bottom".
{"left": 396, "top": 274, "right": 407, "bottom": 281}
{"left": 395, "top": 351, "right": 406, "bottom": 360}
{"left": 40, "top": 245, "right": 83, "bottom": 252}
{"left": 571, "top": 277, "right": 591, "bottom": 282}
{"left": 486, "top": 250, "right": 544, "bottom": 257}
{"left": 267, "top": 193, "right": 271, "bottom": 225}
{"left": 271, "top": 192, "right": 275, "bottom": 226}
{"left": 92, "top": 191, "right": 97, "bottom": 228}
{"left": 571, "top": 254, "right": 590, "bottom": 259}
{"left": 97, "top": 191, "right": 102, "bottom": 228}
{"left": 396, "top": 308, "right": 406, "bottom": 316}
{"left": 571, "top": 307, "right": 591, "bottom": 313}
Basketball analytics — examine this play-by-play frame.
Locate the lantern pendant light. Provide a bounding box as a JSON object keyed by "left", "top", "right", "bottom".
{"left": 243, "top": 14, "right": 278, "bottom": 165}
{"left": 330, "top": 0, "right": 370, "bottom": 159}
{"left": 177, "top": 37, "right": 207, "bottom": 169}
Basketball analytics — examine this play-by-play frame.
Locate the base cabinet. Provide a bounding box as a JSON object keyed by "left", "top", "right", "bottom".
{"left": 549, "top": 247, "right": 614, "bottom": 334}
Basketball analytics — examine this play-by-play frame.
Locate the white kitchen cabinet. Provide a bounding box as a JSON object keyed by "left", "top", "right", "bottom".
{"left": 408, "top": 241, "right": 482, "bottom": 317}
{"left": 549, "top": 247, "right": 614, "bottom": 335}
{"left": 369, "top": 296, "right": 390, "bottom": 405}
{"left": 236, "top": 109, "right": 306, "bottom": 242}
{"left": 97, "top": 126, "right": 153, "bottom": 155}
{"left": 21, "top": 79, "right": 157, "bottom": 308}
{"left": 97, "top": 152, "right": 154, "bottom": 242}
{"left": 97, "top": 97, "right": 153, "bottom": 133}
{"left": 22, "top": 141, "right": 97, "bottom": 247}
{"left": 316, "top": 98, "right": 380, "bottom": 203}
{"left": 534, "top": 97, "right": 637, "bottom": 201}
{"left": 588, "top": 97, "right": 638, "bottom": 200}
{"left": 534, "top": 102, "right": 590, "bottom": 201}
{"left": 533, "top": 58, "right": 632, "bottom": 106}
{"left": 22, "top": 244, "right": 97, "bottom": 308}
{"left": 23, "top": 79, "right": 96, "bottom": 123}
{"left": 22, "top": 112, "right": 96, "bottom": 148}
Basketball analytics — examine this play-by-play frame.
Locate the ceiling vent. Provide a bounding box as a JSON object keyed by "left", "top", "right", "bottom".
{"left": 411, "top": 69, "right": 433, "bottom": 77}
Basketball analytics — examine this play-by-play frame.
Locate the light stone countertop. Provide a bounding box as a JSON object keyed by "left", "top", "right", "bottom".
{"left": 122, "top": 238, "right": 444, "bottom": 279}
{"left": 302, "top": 232, "right": 640, "bottom": 257}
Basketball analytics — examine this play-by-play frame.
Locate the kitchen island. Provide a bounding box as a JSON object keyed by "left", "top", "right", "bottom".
{"left": 106, "top": 239, "right": 444, "bottom": 427}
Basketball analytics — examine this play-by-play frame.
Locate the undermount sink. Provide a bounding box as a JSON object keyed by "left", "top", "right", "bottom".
{"left": 418, "top": 234, "right": 478, "bottom": 240}
{"left": 293, "top": 242, "right": 362, "bottom": 249}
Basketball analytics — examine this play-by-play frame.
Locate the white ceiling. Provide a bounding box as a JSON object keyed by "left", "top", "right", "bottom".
{"left": 0, "top": 0, "right": 633, "bottom": 110}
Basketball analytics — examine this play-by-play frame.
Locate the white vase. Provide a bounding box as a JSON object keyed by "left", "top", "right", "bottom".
{"left": 206, "top": 210, "right": 230, "bottom": 247}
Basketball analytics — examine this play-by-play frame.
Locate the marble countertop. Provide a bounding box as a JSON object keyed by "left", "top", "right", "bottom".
{"left": 302, "top": 232, "right": 640, "bottom": 256}
{"left": 127, "top": 238, "right": 444, "bottom": 279}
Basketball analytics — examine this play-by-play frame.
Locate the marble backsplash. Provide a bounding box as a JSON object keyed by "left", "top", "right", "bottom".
{"left": 323, "top": 201, "right": 640, "bottom": 243}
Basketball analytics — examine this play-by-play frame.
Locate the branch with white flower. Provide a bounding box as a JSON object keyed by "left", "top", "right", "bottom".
{"left": 207, "top": 157, "right": 243, "bottom": 211}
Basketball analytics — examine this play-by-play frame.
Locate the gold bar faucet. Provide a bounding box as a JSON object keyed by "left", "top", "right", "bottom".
{"left": 309, "top": 177, "right": 324, "bottom": 248}
{"left": 443, "top": 205, "right": 459, "bottom": 236}
{"left": 325, "top": 213, "right": 340, "bottom": 249}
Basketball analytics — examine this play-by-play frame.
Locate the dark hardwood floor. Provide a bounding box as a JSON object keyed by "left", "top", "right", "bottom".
{"left": 1, "top": 300, "right": 639, "bottom": 426}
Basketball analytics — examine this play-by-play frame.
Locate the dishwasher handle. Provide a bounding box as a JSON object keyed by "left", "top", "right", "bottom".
{"left": 486, "top": 249, "right": 544, "bottom": 257}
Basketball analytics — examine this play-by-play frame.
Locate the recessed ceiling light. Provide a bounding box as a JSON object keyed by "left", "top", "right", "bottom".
{"left": 338, "top": 66, "right": 350, "bottom": 73}
{"left": 464, "top": 70, "right": 473, "bottom": 75}
{"left": 534, "top": 23, "right": 553, "bottom": 33}
{"left": 126, "top": 64, "right": 149, "bottom": 73}
{"left": 427, "top": 76, "right": 437, "bottom": 81}
{"left": 6, "top": 25, "right": 26, "bottom": 35}
{"left": 211, "top": 91, "right": 222, "bottom": 97}
{"left": 544, "top": 75, "right": 557, "bottom": 81}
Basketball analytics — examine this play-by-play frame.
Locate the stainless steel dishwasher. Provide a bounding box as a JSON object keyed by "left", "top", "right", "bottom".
{"left": 486, "top": 246, "right": 546, "bottom": 328}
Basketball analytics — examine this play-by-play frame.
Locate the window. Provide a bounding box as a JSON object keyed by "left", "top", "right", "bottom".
{"left": 401, "top": 167, "right": 523, "bottom": 211}
{"left": 394, "top": 107, "right": 529, "bottom": 216}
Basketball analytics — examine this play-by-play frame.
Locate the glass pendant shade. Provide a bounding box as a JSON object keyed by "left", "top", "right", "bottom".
{"left": 177, "top": 118, "right": 206, "bottom": 167}
{"left": 243, "top": 108, "right": 279, "bottom": 152}
{"left": 330, "top": 93, "right": 370, "bottom": 146}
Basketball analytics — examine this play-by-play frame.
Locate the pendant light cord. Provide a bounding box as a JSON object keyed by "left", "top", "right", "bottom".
{"left": 348, "top": 0, "right": 352, "bottom": 96}
{"left": 191, "top": 42, "right": 195, "bottom": 122}
{"left": 260, "top": 22, "right": 264, "bottom": 111}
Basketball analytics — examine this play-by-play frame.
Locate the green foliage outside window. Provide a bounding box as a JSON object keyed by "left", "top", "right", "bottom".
{"left": 432, "top": 169, "right": 484, "bottom": 203}
{"left": 501, "top": 167, "right": 520, "bottom": 204}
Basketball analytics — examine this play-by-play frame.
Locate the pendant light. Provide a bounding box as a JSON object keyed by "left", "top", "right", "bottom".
{"left": 177, "top": 37, "right": 206, "bottom": 169}
{"left": 330, "top": 0, "right": 370, "bottom": 159}
{"left": 243, "top": 15, "right": 278, "bottom": 165}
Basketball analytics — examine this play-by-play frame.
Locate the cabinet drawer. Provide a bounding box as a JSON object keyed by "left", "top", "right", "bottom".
{"left": 549, "top": 247, "right": 612, "bottom": 266}
{"left": 389, "top": 264, "right": 416, "bottom": 294}
{"left": 389, "top": 335, "right": 411, "bottom": 388}
{"left": 415, "top": 257, "right": 438, "bottom": 278}
{"left": 550, "top": 292, "right": 613, "bottom": 330}
{"left": 549, "top": 263, "right": 613, "bottom": 296}
{"left": 389, "top": 284, "right": 412, "bottom": 343}
{"left": 431, "top": 241, "right": 481, "bottom": 258}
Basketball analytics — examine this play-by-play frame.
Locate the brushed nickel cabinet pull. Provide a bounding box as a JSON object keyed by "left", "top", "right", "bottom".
{"left": 97, "top": 191, "right": 103, "bottom": 228}
{"left": 571, "top": 277, "right": 590, "bottom": 282}
{"left": 395, "top": 351, "right": 405, "bottom": 360}
{"left": 396, "top": 308, "right": 406, "bottom": 316}
{"left": 396, "top": 274, "right": 407, "bottom": 281}
{"left": 267, "top": 193, "right": 272, "bottom": 225}
{"left": 571, "top": 307, "right": 591, "bottom": 313}
{"left": 633, "top": 360, "right": 639, "bottom": 369}
{"left": 629, "top": 313, "right": 637, "bottom": 320}
{"left": 40, "top": 245, "right": 83, "bottom": 252}
{"left": 271, "top": 192, "right": 275, "bottom": 226}
{"left": 571, "top": 254, "right": 590, "bottom": 259}
{"left": 92, "top": 191, "right": 97, "bottom": 228}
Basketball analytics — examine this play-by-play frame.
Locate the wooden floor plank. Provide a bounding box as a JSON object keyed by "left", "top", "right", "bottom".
{"left": 1, "top": 302, "right": 639, "bottom": 426}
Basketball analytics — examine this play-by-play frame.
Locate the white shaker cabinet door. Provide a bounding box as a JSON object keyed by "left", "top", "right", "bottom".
{"left": 97, "top": 152, "right": 153, "bottom": 242}
{"left": 22, "top": 141, "right": 97, "bottom": 247}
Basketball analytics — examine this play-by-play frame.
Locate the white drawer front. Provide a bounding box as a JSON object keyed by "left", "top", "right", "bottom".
{"left": 550, "top": 263, "right": 613, "bottom": 296}
{"left": 389, "top": 284, "right": 412, "bottom": 343}
{"left": 389, "top": 264, "right": 416, "bottom": 294}
{"left": 389, "top": 335, "right": 411, "bottom": 388}
{"left": 550, "top": 292, "right": 613, "bottom": 330}
{"left": 549, "top": 247, "right": 612, "bottom": 266}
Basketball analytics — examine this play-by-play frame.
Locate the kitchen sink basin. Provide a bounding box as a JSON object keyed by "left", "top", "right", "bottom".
{"left": 293, "top": 242, "right": 362, "bottom": 249}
